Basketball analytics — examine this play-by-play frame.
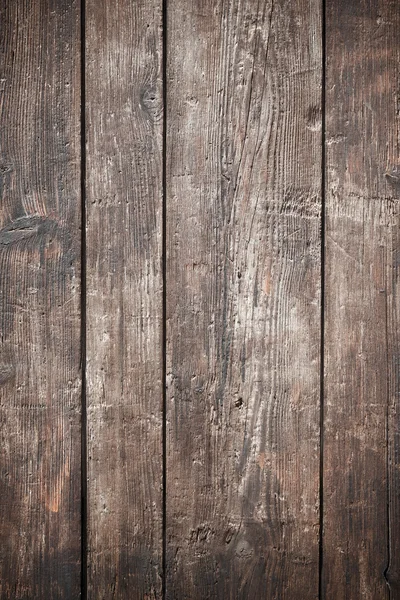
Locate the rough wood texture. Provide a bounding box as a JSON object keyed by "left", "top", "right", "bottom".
{"left": 166, "top": 0, "right": 322, "bottom": 597}
{"left": 323, "top": 0, "right": 400, "bottom": 597}
{"left": 0, "top": 1, "right": 82, "bottom": 597}
{"left": 85, "top": 0, "right": 164, "bottom": 597}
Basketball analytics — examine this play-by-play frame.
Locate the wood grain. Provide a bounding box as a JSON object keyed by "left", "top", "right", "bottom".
{"left": 323, "top": 0, "right": 400, "bottom": 597}
{"left": 85, "top": 0, "right": 164, "bottom": 597}
{"left": 0, "top": 0, "right": 82, "bottom": 597}
{"left": 166, "top": 0, "right": 322, "bottom": 597}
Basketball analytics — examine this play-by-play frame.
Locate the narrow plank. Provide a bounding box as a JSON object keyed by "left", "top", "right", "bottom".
{"left": 386, "top": 5, "right": 400, "bottom": 596}
{"left": 85, "top": 1, "right": 164, "bottom": 597}
{"left": 323, "top": 0, "right": 400, "bottom": 597}
{"left": 0, "top": 1, "right": 82, "bottom": 597}
{"left": 166, "top": 0, "right": 322, "bottom": 597}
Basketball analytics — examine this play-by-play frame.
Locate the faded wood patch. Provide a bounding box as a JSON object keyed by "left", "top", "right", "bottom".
{"left": 165, "top": 0, "right": 322, "bottom": 597}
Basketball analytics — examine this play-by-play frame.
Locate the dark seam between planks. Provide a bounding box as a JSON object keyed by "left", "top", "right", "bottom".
{"left": 162, "top": 0, "right": 168, "bottom": 598}
{"left": 319, "top": 0, "right": 326, "bottom": 598}
{"left": 80, "top": 0, "right": 88, "bottom": 598}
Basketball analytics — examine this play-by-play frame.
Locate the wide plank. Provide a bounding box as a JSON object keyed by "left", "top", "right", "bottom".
{"left": 85, "top": 0, "right": 164, "bottom": 597}
{"left": 0, "top": 0, "right": 82, "bottom": 597}
{"left": 166, "top": 0, "right": 322, "bottom": 597}
{"left": 323, "top": 0, "right": 400, "bottom": 597}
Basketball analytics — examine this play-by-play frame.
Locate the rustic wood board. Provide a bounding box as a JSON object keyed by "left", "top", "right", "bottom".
{"left": 0, "top": 0, "right": 82, "bottom": 597}
{"left": 165, "top": 0, "right": 322, "bottom": 597}
{"left": 85, "top": 0, "right": 164, "bottom": 597}
{"left": 323, "top": 0, "right": 400, "bottom": 597}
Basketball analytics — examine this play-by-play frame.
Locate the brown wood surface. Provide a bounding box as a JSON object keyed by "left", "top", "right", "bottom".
{"left": 0, "top": 0, "right": 82, "bottom": 597}
{"left": 165, "top": 0, "right": 322, "bottom": 597}
{"left": 3, "top": 1, "right": 400, "bottom": 597}
{"left": 323, "top": 0, "right": 400, "bottom": 598}
{"left": 85, "top": 0, "right": 164, "bottom": 598}
{"left": 383, "top": 4, "right": 400, "bottom": 596}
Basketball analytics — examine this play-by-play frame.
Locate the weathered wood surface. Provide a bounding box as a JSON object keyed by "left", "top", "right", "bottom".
{"left": 85, "top": 0, "right": 164, "bottom": 597}
{"left": 3, "top": 1, "right": 400, "bottom": 598}
{"left": 323, "top": 0, "right": 400, "bottom": 598}
{"left": 165, "top": 0, "right": 322, "bottom": 597}
{"left": 0, "top": 0, "right": 82, "bottom": 597}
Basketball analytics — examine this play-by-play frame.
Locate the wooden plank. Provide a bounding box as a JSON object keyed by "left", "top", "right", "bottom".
{"left": 0, "top": 1, "right": 82, "bottom": 598}
{"left": 85, "top": 1, "right": 163, "bottom": 597}
{"left": 323, "top": 0, "right": 400, "bottom": 597}
{"left": 166, "top": 0, "right": 322, "bottom": 597}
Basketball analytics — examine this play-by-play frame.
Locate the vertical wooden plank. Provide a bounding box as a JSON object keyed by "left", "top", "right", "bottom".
{"left": 0, "top": 1, "right": 81, "bottom": 598}
{"left": 387, "top": 47, "right": 400, "bottom": 593}
{"left": 387, "top": 155, "right": 400, "bottom": 596}
{"left": 166, "top": 0, "right": 322, "bottom": 597}
{"left": 85, "top": 1, "right": 163, "bottom": 598}
{"left": 386, "top": 7, "right": 400, "bottom": 598}
{"left": 324, "top": 0, "right": 400, "bottom": 597}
